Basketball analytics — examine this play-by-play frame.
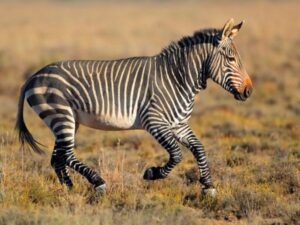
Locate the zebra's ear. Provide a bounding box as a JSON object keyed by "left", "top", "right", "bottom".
{"left": 229, "top": 20, "right": 244, "bottom": 39}
{"left": 221, "top": 18, "right": 235, "bottom": 40}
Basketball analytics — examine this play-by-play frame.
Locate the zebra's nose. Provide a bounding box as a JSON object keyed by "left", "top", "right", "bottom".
{"left": 243, "top": 85, "right": 253, "bottom": 98}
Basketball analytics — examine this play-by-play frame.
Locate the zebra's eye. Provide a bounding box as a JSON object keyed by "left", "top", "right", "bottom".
{"left": 228, "top": 56, "right": 236, "bottom": 62}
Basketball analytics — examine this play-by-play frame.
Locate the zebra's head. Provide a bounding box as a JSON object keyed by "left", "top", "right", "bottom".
{"left": 208, "top": 19, "right": 253, "bottom": 101}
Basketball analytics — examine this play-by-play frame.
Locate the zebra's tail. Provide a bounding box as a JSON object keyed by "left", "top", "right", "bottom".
{"left": 15, "top": 84, "right": 45, "bottom": 155}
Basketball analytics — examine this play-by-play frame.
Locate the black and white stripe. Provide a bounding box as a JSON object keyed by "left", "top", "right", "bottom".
{"left": 16, "top": 19, "right": 252, "bottom": 194}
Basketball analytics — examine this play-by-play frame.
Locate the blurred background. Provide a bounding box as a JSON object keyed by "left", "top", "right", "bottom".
{"left": 0, "top": 1, "right": 299, "bottom": 224}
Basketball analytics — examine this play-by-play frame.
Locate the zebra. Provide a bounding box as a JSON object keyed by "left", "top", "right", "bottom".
{"left": 16, "top": 18, "right": 253, "bottom": 196}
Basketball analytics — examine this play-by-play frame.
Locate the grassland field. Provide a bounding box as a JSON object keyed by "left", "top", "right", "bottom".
{"left": 0, "top": 1, "right": 299, "bottom": 224}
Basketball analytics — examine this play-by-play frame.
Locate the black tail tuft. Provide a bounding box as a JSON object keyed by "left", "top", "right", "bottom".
{"left": 15, "top": 84, "right": 45, "bottom": 155}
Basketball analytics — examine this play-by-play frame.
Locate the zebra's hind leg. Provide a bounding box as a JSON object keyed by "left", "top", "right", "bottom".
{"left": 50, "top": 123, "right": 82, "bottom": 189}
{"left": 53, "top": 127, "right": 106, "bottom": 193}
{"left": 51, "top": 147, "right": 73, "bottom": 189}
{"left": 65, "top": 149, "right": 106, "bottom": 194}
{"left": 25, "top": 88, "right": 105, "bottom": 193}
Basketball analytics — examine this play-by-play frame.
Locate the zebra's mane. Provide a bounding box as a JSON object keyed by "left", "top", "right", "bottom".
{"left": 160, "top": 28, "right": 220, "bottom": 55}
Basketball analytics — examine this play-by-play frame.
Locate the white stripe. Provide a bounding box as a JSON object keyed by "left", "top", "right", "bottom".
{"left": 117, "top": 60, "right": 130, "bottom": 118}
{"left": 129, "top": 59, "right": 143, "bottom": 117}
{"left": 31, "top": 103, "right": 73, "bottom": 115}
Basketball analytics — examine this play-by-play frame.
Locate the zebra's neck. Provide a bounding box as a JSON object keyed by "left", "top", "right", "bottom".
{"left": 156, "top": 42, "right": 213, "bottom": 101}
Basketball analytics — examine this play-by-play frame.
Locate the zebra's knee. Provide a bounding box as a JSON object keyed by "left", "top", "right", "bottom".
{"left": 171, "top": 151, "right": 183, "bottom": 165}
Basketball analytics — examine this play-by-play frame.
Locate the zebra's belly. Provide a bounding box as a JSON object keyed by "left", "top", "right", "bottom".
{"left": 75, "top": 110, "right": 142, "bottom": 131}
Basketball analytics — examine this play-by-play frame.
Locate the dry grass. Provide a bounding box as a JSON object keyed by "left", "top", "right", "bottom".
{"left": 0, "top": 1, "right": 299, "bottom": 224}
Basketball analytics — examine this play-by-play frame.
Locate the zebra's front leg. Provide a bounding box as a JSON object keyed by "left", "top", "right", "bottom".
{"left": 143, "top": 125, "right": 182, "bottom": 180}
{"left": 174, "top": 124, "right": 216, "bottom": 196}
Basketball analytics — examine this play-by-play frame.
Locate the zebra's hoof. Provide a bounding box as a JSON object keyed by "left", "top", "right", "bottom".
{"left": 143, "top": 167, "right": 165, "bottom": 180}
{"left": 202, "top": 187, "right": 217, "bottom": 198}
{"left": 95, "top": 183, "right": 106, "bottom": 195}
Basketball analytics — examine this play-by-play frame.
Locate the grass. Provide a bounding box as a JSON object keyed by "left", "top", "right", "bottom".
{"left": 0, "top": 0, "right": 299, "bottom": 224}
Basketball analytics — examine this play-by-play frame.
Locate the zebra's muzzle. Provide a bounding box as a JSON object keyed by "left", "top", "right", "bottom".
{"left": 234, "top": 83, "right": 253, "bottom": 101}
{"left": 234, "top": 93, "right": 247, "bottom": 101}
